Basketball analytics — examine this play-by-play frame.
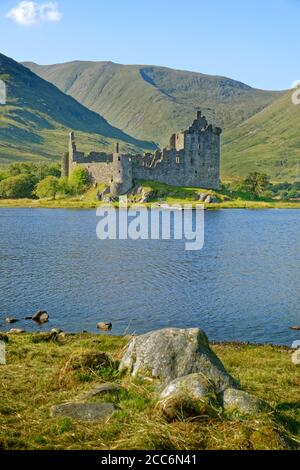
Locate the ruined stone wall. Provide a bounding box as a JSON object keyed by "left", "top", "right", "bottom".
{"left": 131, "top": 126, "right": 220, "bottom": 189}
{"left": 71, "top": 161, "right": 114, "bottom": 185}
{"left": 68, "top": 136, "right": 115, "bottom": 184}
{"left": 132, "top": 149, "right": 188, "bottom": 187}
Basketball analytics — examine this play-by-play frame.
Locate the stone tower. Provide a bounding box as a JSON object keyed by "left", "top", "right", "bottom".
{"left": 69, "top": 132, "right": 76, "bottom": 160}
{"left": 61, "top": 132, "right": 77, "bottom": 178}
{"left": 61, "top": 152, "right": 69, "bottom": 178}
{"left": 110, "top": 143, "right": 133, "bottom": 196}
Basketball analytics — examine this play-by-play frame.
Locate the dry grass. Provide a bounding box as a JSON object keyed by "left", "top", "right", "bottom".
{"left": 0, "top": 333, "right": 299, "bottom": 450}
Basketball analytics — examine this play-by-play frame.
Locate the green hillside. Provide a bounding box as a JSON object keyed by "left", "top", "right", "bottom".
{"left": 24, "top": 61, "right": 283, "bottom": 148}
{"left": 222, "top": 92, "right": 300, "bottom": 181}
{"left": 0, "top": 54, "right": 155, "bottom": 164}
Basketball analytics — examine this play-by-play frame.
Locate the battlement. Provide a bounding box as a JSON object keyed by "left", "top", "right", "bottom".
{"left": 62, "top": 112, "right": 221, "bottom": 195}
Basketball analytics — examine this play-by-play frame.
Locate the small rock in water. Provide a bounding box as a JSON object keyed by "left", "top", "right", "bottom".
{"left": 97, "top": 322, "right": 112, "bottom": 331}
{"left": 32, "top": 311, "right": 49, "bottom": 324}
{"left": 292, "top": 349, "right": 300, "bottom": 365}
{"left": 6, "top": 318, "right": 18, "bottom": 324}
{"left": 8, "top": 329, "right": 25, "bottom": 335}
{"left": 289, "top": 326, "right": 300, "bottom": 331}
{"left": 50, "top": 402, "right": 118, "bottom": 422}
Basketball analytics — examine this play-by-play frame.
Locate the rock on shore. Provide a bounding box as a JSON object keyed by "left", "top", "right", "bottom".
{"left": 119, "top": 328, "right": 269, "bottom": 416}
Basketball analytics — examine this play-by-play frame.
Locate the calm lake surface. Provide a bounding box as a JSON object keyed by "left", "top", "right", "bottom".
{"left": 0, "top": 208, "right": 300, "bottom": 346}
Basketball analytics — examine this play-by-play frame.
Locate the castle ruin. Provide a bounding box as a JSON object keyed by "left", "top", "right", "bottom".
{"left": 62, "top": 111, "right": 222, "bottom": 195}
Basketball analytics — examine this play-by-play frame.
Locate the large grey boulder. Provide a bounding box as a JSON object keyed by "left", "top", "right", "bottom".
{"left": 119, "top": 328, "right": 236, "bottom": 393}
{"left": 50, "top": 402, "right": 118, "bottom": 422}
{"left": 120, "top": 328, "right": 269, "bottom": 416}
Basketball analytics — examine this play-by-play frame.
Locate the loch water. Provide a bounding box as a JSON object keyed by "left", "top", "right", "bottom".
{"left": 0, "top": 208, "right": 300, "bottom": 346}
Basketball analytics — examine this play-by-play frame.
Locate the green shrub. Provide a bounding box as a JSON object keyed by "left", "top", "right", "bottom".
{"left": 238, "top": 172, "right": 271, "bottom": 198}
{"left": 69, "top": 167, "right": 89, "bottom": 194}
{"left": 0, "top": 174, "right": 36, "bottom": 199}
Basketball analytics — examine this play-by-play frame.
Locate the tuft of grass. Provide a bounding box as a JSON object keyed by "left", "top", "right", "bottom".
{"left": 31, "top": 332, "right": 60, "bottom": 344}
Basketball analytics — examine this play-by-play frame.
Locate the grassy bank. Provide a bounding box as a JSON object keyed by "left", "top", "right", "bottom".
{"left": 0, "top": 333, "right": 299, "bottom": 450}
{"left": 1, "top": 181, "right": 300, "bottom": 210}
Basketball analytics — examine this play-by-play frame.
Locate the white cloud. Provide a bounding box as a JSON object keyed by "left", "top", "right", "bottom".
{"left": 7, "top": 1, "right": 62, "bottom": 26}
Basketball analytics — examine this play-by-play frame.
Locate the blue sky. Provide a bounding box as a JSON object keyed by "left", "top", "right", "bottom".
{"left": 0, "top": 0, "right": 299, "bottom": 90}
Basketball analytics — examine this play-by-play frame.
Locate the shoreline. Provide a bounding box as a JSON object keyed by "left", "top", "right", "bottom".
{"left": 1, "top": 198, "right": 300, "bottom": 210}
{"left": 1, "top": 330, "right": 295, "bottom": 349}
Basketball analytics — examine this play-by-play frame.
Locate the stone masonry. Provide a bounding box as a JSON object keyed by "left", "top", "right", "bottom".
{"left": 62, "top": 112, "right": 222, "bottom": 195}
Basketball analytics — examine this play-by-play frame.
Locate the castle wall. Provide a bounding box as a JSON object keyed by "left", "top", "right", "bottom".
{"left": 131, "top": 126, "right": 220, "bottom": 189}
{"left": 71, "top": 161, "right": 114, "bottom": 185}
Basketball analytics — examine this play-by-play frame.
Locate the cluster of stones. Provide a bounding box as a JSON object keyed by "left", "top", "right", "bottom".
{"left": 51, "top": 327, "right": 269, "bottom": 424}
{"left": 2, "top": 310, "right": 50, "bottom": 334}
{"left": 119, "top": 328, "right": 269, "bottom": 418}
{"left": 198, "top": 193, "right": 218, "bottom": 204}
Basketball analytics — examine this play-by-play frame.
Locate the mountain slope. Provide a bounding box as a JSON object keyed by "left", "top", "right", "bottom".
{"left": 24, "top": 61, "right": 283, "bottom": 148}
{"left": 222, "top": 91, "right": 300, "bottom": 181}
{"left": 0, "top": 54, "right": 155, "bottom": 164}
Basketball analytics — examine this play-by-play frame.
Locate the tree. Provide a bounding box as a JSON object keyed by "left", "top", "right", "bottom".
{"left": 0, "top": 174, "right": 36, "bottom": 199}
{"left": 35, "top": 176, "right": 60, "bottom": 200}
{"left": 69, "top": 167, "right": 89, "bottom": 194}
{"left": 8, "top": 162, "right": 61, "bottom": 180}
{"left": 240, "top": 172, "right": 271, "bottom": 197}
